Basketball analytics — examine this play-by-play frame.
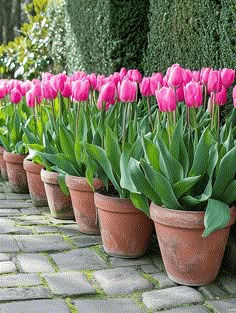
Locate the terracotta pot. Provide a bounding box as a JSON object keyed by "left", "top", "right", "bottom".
{"left": 3, "top": 151, "right": 28, "bottom": 193}
{"left": 150, "top": 203, "right": 236, "bottom": 286}
{"left": 94, "top": 192, "right": 153, "bottom": 258}
{"left": 0, "top": 146, "right": 8, "bottom": 180}
{"left": 40, "top": 169, "right": 74, "bottom": 220}
{"left": 23, "top": 159, "right": 48, "bottom": 207}
{"left": 65, "top": 175, "right": 103, "bottom": 234}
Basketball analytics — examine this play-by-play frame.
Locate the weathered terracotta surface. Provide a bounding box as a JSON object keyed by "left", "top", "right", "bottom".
{"left": 23, "top": 159, "right": 48, "bottom": 207}
{"left": 41, "top": 169, "right": 74, "bottom": 220}
{"left": 150, "top": 203, "right": 236, "bottom": 286}
{"left": 0, "top": 146, "right": 8, "bottom": 180}
{"left": 66, "top": 175, "right": 103, "bottom": 234}
{"left": 94, "top": 192, "right": 153, "bottom": 258}
{"left": 3, "top": 151, "right": 28, "bottom": 193}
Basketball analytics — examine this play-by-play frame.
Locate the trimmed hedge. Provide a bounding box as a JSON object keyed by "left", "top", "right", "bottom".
{"left": 64, "top": 0, "right": 149, "bottom": 74}
{"left": 144, "top": 0, "right": 236, "bottom": 74}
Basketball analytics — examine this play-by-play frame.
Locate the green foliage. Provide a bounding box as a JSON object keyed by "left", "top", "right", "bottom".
{"left": 144, "top": 0, "right": 235, "bottom": 74}
{"left": 64, "top": 0, "right": 149, "bottom": 74}
{"left": 0, "top": 0, "right": 52, "bottom": 79}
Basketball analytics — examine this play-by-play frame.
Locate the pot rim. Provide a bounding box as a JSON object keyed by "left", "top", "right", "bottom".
{"left": 40, "top": 168, "right": 59, "bottom": 185}
{"left": 23, "top": 159, "right": 44, "bottom": 173}
{"left": 3, "top": 150, "right": 27, "bottom": 163}
{"left": 65, "top": 174, "right": 103, "bottom": 192}
{"left": 150, "top": 202, "right": 236, "bottom": 229}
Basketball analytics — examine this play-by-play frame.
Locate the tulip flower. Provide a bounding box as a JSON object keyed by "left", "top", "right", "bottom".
{"left": 0, "top": 81, "right": 8, "bottom": 99}
{"left": 221, "top": 68, "right": 235, "bottom": 89}
{"left": 127, "top": 69, "right": 142, "bottom": 84}
{"left": 139, "top": 77, "right": 152, "bottom": 97}
{"left": 42, "top": 80, "right": 57, "bottom": 100}
{"left": 10, "top": 88, "right": 22, "bottom": 104}
{"left": 150, "top": 72, "right": 163, "bottom": 94}
{"left": 26, "top": 90, "right": 35, "bottom": 108}
{"left": 212, "top": 86, "right": 227, "bottom": 106}
{"left": 61, "top": 79, "right": 72, "bottom": 98}
{"left": 200, "top": 67, "right": 211, "bottom": 85}
{"left": 119, "top": 78, "right": 137, "bottom": 102}
{"left": 97, "top": 81, "right": 116, "bottom": 110}
{"left": 184, "top": 81, "right": 203, "bottom": 108}
{"left": 51, "top": 73, "right": 67, "bottom": 93}
{"left": 182, "top": 69, "right": 192, "bottom": 85}
{"left": 176, "top": 86, "right": 185, "bottom": 103}
{"left": 207, "top": 69, "right": 222, "bottom": 93}
{"left": 72, "top": 79, "right": 90, "bottom": 102}
{"left": 87, "top": 73, "right": 97, "bottom": 90}
{"left": 233, "top": 85, "right": 236, "bottom": 108}
{"left": 119, "top": 67, "right": 127, "bottom": 81}
{"left": 155, "top": 87, "right": 176, "bottom": 112}
{"left": 167, "top": 63, "right": 183, "bottom": 88}
{"left": 192, "top": 71, "right": 200, "bottom": 82}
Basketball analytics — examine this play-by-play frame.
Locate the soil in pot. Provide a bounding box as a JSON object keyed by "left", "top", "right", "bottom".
{"left": 23, "top": 159, "right": 48, "bottom": 207}
{"left": 3, "top": 151, "right": 28, "bottom": 193}
{"left": 41, "top": 169, "right": 74, "bottom": 220}
{"left": 66, "top": 175, "right": 103, "bottom": 235}
{"left": 150, "top": 203, "right": 236, "bottom": 286}
{"left": 94, "top": 186, "right": 154, "bottom": 258}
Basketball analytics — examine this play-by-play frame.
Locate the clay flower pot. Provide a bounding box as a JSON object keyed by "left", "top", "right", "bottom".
{"left": 65, "top": 175, "right": 103, "bottom": 235}
{"left": 3, "top": 151, "right": 28, "bottom": 193}
{"left": 23, "top": 159, "right": 48, "bottom": 207}
{"left": 94, "top": 191, "right": 153, "bottom": 258}
{"left": 0, "top": 146, "right": 8, "bottom": 180}
{"left": 150, "top": 203, "right": 236, "bottom": 286}
{"left": 41, "top": 169, "right": 74, "bottom": 220}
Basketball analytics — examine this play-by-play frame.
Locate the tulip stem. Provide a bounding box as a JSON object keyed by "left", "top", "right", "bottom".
{"left": 211, "top": 92, "right": 216, "bottom": 130}
{"left": 147, "top": 97, "right": 154, "bottom": 131}
{"left": 51, "top": 100, "right": 56, "bottom": 131}
{"left": 76, "top": 102, "right": 80, "bottom": 137}
{"left": 122, "top": 102, "right": 129, "bottom": 149}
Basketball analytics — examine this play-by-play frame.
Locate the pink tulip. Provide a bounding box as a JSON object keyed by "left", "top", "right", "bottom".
{"left": 182, "top": 69, "right": 192, "bottom": 85}
{"left": 207, "top": 69, "right": 222, "bottom": 93}
{"left": 221, "top": 68, "right": 235, "bottom": 89}
{"left": 10, "top": 88, "right": 22, "bottom": 104}
{"left": 51, "top": 73, "right": 67, "bottom": 93}
{"left": 119, "top": 78, "right": 137, "bottom": 102}
{"left": 72, "top": 71, "right": 87, "bottom": 81}
{"left": 119, "top": 67, "right": 127, "bottom": 81}
{"left": 200, "top": 67, "right": 211, "bottom": 85}
{"left": 155, "top": 87, "right": 176, "bottom": 112}
{"left": 87, "top": 73, "right": 97, "bottom": 90}
{"left": 97, "top": 81, "right": 116, "bottom": 111}
{"left": 42, "top": 80, "right": 57, "bottom": 100}
{"left": 150, "top": 73, "right": 163, "bottom": 94}
{"left": 233, "top": 85, "right": 236, "bottom": 108}
{"left": 176, "top": 86, "right": 185, "bottom": 103}
{"left": 212, "top": 86, "right": 227, "bottom": 106}
{"left": 167, "top": 64, "right": 183, "bottom": 88}
{"left": 61, "top": 79, "right": 72, "bottom": 98}
{"left": 140, "top": 77, "right": 152, "bottom": 97}
{"left": 95, "top": 74, "right": 106, "bottom": 91}
{"left": 127, "top": 69, "right": 142, "bottom": 84}
{"left": 0, "top": 81, "right": 8, "bottom": 99}
{"left": 72, "top": 79, "right": 90, "bottom": 102}
{"left": 192, "top": 71, "right": 200, "bottom": 82}
{"left": 26, "top": 90, "right": 35, "bottom": 108}
{"left": 184, "top": 81, "right": 203, "bottom": 108}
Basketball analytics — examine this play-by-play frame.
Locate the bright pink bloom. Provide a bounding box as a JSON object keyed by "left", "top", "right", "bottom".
{"left": 26, "top": 90, "right": 35, "bottom": 108}
{"left": 119, "top": 78, "right": 137, "bottom": 102}
{"left": 42, "top": 72, "right": 53, "bottom": 81}
{"left": 207, "top": 69, "right": 222, "bottom": 93}
{"left": 127, "top": 69, "right": 142, "bottom": 84}
{"left": 212, "top": 87, "right": 227, "bottom": 106}
{"left": 42, "top": 80, "right": 57, "bottom": 100}
{"left": 182, "top": 69, "right": 192, "bottom": 85}
{"left": 71, "top": 71, "right": 87, "bottom": 81}
{"left": 119, "top": 67, "right": 127, "bottom": 81}
{"left": 21, "top": 80, "right": 31, "bottom": 96}
{"left": 192, "top": 71, "right": 200, "bottom": 82}
{"left": 221, "top": 68, "right": 235, "bottom": 89}
{"left": 72, "top": 79, "right": 90, "bottom": 102}
{"left": 155, "top": 87, "right": 176, "bottom": 112}
{"left": 51, "top": 73, "right": 67, "bottom": 93}
{"left": 150, "top": 73, "right": 163, "bottom": 94}
{"left": 176, "top": 86, "right": 184, "bottom": 102}
{"left": 10, "top": 88, "right": 22, "bottom": 104}
{"left": 140, "top": 77, "right": 152, "bottom": 97}
{"left": 95, "top": 74, "right": 106, "bottom": 91}
{"left": 184, "top": 81, "right": 203, "bottom": 108}
{"left": 233, "top": 85, "right": 236, "bottom": 108}
{"left": 97, "top": 81, "right": 116, "bottom": 111}
{"left": 0, "top": 81, "right": 8, "bottom": 99}
{"left": 87, "top": 73, "right": 97, "bottom": 90}
{"left": 167, "top": 64, "right": 183, "bottom": 88}
{"left": 61, "top": 79, "right": 72, "bottom": 98}
{"left": 200, "top": 67, "right": 211, "bottom": 85}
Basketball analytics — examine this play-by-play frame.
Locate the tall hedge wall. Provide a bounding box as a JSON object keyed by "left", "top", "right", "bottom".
{"left": 64, "top": 0, "right": 149, "bottom": 74}
{"left": 144, "top": 0, "right": 236, "bottom": 74}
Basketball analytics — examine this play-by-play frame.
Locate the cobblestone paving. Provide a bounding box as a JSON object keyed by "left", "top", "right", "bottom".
{"left": 0, "top": 180, "right": 235, "bottom": 313}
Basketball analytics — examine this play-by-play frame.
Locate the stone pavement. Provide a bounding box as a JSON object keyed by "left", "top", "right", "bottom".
{"left": 0, "top": 180, "right": 235, "bottom": 313}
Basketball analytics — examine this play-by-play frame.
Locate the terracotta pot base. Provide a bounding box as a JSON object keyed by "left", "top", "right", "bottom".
{"left": 3, "top": 151, "right": 28, "bottom": 193}
{"left": 41, "top": 169, "right": 74, "bottom": 220}
{"left": 95, "top": 192, "right": 153, "bottom": 258}
{"left": 0, "top": 146, "right": 8, "bottom": 180}
{"left": 66, "top": 175, "right": 103, "bottom": 234}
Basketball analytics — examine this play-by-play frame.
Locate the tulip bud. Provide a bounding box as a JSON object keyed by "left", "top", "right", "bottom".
{"left": 119, "top": 78, "right": 137, "bottom": 102}
{"left": 221, "top": 68, "right": 235, "bottom": 89}
{"left": 184, "top": 81, "right": 203, "bottom": 108}
{"left": 213, "top": 86, "right": 227, "bottom": 106}
{"left": 127, "top": 69, "right": 142, "bottom": 84}
{"left": 233, "top": 85, "right": 236, "bottom": 108}
{"left": 200, "top": 67, "right": 211, "bottom": 85}
{"left": 10, "top": 88, "right": 22, "bottom": 104}
{"left": 167, "top": 64, "right": 183, "bottom": 88}
{"left": 72, "top": 79, "right": 90, "bottom": 102}
{"left": 207, "top": 69, "right": 222, "bottom": 93}
{"left": 26, "top": 90, "right": 35, "bottom": 108}
{"left": 155, "top": 87, "right": 176, "bottom": 112}
{"left": 139, "top": 77, "right": 152, "bottom": 97}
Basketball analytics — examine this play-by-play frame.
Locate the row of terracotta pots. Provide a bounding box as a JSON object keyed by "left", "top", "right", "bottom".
{"left": 0, "top": 148, "right": 234, "bottom": 286}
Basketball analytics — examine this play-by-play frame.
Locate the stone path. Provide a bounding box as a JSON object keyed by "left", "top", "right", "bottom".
{"left": 0, "top": 180, "right": 235, "bottom": 313}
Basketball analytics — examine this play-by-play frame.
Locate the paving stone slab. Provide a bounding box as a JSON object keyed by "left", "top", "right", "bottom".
{"left": 0, "top": 209, "right": 21, "bottom": 216}
{"left": 0, "top": 200, "right": 32, "bottom": 208}
{"left": 140, "top": 264, "right": 162, "bottom": 274}
{"left": 0, "top": 299, "right": 70, "bottom": 313}
{"left": 48, "top": 217, "right": 76, "bottom": 225}
{"left": 207, "top": 298, "right": 236, "bottom": 313}
{"left": 34, "top": 226, "right": 58, "bottom": 233}
{"left": 0, "top": 286, "right": 50, "bottom": 301}
{"left": 142, "top": 286, "right": 204, "bottom": 310}
{"left": 50, "top": 248, "right": 108, "bottom": 271}
{"left": 93, "top": 267, "right": 153, "bottom": 295}
{"left": 17, "top": 253, "right": 55, "bottom": 273}
{"left": 0, "top": 218, "right": 15, "bottom": 226}
{"left": 0, "top": 273, "right": 41, "bottom": 287}
{"left": 20, "top": 207, "right": 49, "bottom": 215}
{"left": 151, "top": 272, "right": 177, "bottom": 288}
{"left": 109, "top": 256, "right": 152, "bottom": 267}
{"left": 74, "top": 298, "right": 147, "bottom": 313}
{"left": 0, "top": 261, "right": 16, "bottom": 274}
{"left": 0, "top": 253, "right": 11, "bottom": 261}
{"left": 218, "top": 277, "right": 236, "bottom": 294}
{"left": 15, "top": 234, "right": 72, "bottom": 252}
{"left": 0, "top": 226, "right": 33, "bottom": 234}
{"left": 159, "top": 305, "right": 210, "bottom": 313}
{"left": 150, "top": 254, "right": 166, "bottom": 271}
{"left": 56, "top": 224, "right": 81, "bottom": 236}
{"left": 0, "top": 193, "right": 31, "bottom": 200}
{"left": 71, "top": 235, "right": 102, "bottom": 247}
{"left": 0, "top": 236, "right": 20, "bottom": 252}
{"left": 198, "top": 283, "right": 229, "bottom": 300}
{"left": 43, "top": 271, "right": 96, "bottom": 296}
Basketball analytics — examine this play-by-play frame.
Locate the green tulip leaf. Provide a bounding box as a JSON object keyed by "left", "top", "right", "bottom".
{"left": 130, "top": 192, "right": 150, "bottom": 216}
{"left": 221, "top": 180, "right": 236, "bottom": 205}
{"left": 173, "top": 176, "right": 201, "bottom": 199}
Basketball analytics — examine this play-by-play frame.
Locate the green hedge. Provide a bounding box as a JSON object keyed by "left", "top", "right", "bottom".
{"left": 144, "top": 0, "right": 236, "bottom": 74}
{"left": 64, "top": 0, "right": 149, "bottom": 74}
